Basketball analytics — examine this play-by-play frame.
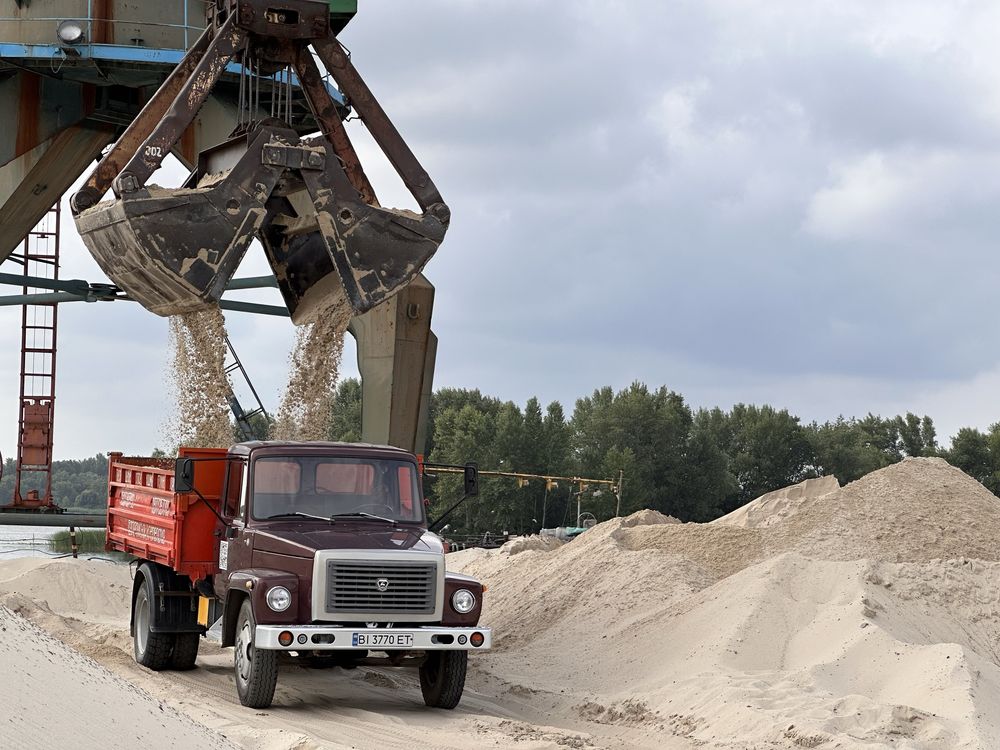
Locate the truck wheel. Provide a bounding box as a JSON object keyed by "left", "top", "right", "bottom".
{"left": 419, "top": 650, "right": 467, "bottom": 709}
{"left": 170, "top": 633, "right": 200, "bottom": 670}
{"left": 234, "top": 598, "right": 278, "bottom": 708}
{"left": 133, "top": 576, "right": 175, "bottom": 671}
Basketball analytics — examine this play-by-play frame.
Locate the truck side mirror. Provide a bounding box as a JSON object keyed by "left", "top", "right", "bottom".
{"left": 175, "top": 458, "right": 195, "bottom": 492}
{"left": 464, "top": 463, "right": 479, "bottom": 497}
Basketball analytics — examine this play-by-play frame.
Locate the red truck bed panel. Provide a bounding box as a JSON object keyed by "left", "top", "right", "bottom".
{"left": 106, "top": 447, "right": 228, "bottom": 581}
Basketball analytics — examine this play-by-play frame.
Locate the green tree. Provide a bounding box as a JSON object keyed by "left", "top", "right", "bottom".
{"left": 679, "top": 419, "right": 738, "bottom": 520}
{"left": 329, "top": 378, "right": 363, "bottom": 442}
{"left": 571, "top": 382, "right": 725, "bottom": 521}
{"left": 944, "top": 427, "right": 993, "bottom": 488}
{"left": 720, "top": 404, "right": 812, "bottom": 509}
{"left": 806, "top": 417, "right": 896, "bottom": 483}
{"left": 542, "top": 401, "right": 572, "bottom": 475}
{"left": 896, "top": 412, "right": 938, "bottom": 457}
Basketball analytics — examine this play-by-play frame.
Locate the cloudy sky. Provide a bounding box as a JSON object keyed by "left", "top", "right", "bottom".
{"left": 4, "top": 0, "right": 1000, "bottom": 459}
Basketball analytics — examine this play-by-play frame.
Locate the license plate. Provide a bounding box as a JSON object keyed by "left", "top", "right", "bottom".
{"left": 352, "top": 632, "right": 414, "bottom": 648}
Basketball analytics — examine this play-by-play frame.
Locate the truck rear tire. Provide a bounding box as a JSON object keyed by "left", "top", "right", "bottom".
{"left": 133, "top": 576, "right": 175, "bottom": 671}
{"left": 234, "top": 598, "right": 278, "bottom": 708}
{"left": 419, "top": 650, "right": 467, "bottom": 709}
{"left": 170, "top": 633, "right": 201, "bottom": 670}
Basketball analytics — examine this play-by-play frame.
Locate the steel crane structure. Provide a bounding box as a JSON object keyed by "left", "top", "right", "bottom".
{"left": 0, "top": 1, "right": 441, "bottom": 511}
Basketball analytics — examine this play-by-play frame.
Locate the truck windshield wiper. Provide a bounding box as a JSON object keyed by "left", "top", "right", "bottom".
{"left": 330, "top": 512, "right": 396, "bottom": 524}
{"left": 263, "top": 512, "right": 332, "bottom": 522}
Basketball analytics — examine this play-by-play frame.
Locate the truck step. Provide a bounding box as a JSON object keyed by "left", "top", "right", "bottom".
{"left": 205, "top": 616, "right": 223, "bottom": 645}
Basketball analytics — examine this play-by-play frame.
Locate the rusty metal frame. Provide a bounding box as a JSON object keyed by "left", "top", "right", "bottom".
{"left": 292, "top": 46, "right": 377, "bottom": 205}
{"left": 111, "top": 16, "right": 248, "bottom": 196}
{"left": 4, "top": 203, "right": 63, "bottom": 513}
{"left": 70, "top": 24, "right": 216, "bottom": 213}
{"left": 69, "top": 0, "right": 450, "bottom": 323}
{"left": 311, "top": 37, "right": 448, "bottom": 221}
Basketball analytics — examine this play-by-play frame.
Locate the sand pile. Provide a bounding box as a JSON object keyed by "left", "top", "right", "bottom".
{"left": 0, "top": 557, "right": 128, "bottom": 625}
{"left": 167, "top": 307, "right": 233, "bottom": 449}
{"left": 606, "top": 457, "right": 1000, "bottom": 568}
{"left": 713, "top": 474, "right": 840, "bottom": 528}
{"left": 0, "top": 602, "right": 235, "bottom": 750}
{"left": 449, "top": 457, "right": 1000, "bottom": 748}
{"left": 501, "top": 534, "right": 566, "bottom": 556}
{"left": 272, "top": 300, "right": 352, "bottom": 442}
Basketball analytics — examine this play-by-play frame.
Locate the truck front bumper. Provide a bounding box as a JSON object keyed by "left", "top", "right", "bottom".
{"left": 254, "top": 624, "right": 493, "bottom": 651}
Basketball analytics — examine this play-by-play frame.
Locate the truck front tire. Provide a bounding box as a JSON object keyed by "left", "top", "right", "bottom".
{"left": 234, "top": 598, "right": 278, "bottom": 708}
{"left": 419, "top": 650, "right": 467, "bottom": 709}
{"left": 133, "top": 576, "right": 175, "bottom": 671}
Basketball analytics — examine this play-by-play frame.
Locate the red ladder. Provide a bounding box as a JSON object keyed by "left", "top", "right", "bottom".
{"left": 5, "top": 204, "right": 62, "bottom": 512}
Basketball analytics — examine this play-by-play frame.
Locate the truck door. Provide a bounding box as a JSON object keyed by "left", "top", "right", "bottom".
{"left": 215, "top": 458, "right": 251, "bottom": 598}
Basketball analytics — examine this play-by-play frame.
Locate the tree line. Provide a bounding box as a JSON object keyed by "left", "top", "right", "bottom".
{"left": 1, "top": 380, "right": 993, "bottom": 533}
{"left": 331, "top": 379, "right": 954, "bottom": 535}
{"left": 0, "top": 453, "right": 108, "bottom": 511}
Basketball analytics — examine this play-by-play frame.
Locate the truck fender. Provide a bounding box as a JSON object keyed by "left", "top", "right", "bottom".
{"left": 131, "top": 561, "right": 203, "bottom": 635}
{"left": 221, "top": 589, "right": 248, "bottom": 648}
{"left": 221, "top": 569, "right": 300, "bottom": 647}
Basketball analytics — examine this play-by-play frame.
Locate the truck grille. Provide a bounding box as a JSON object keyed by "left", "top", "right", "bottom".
{"left": 326, "top": 560, "right": 437, "bottom": 616}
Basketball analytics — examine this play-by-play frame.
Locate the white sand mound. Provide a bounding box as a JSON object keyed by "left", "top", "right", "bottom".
{"left": 0, "top": 603, "right": 234, "bottom": 750}
{"left": 450, "top": 457, "right": 1000, "bottom": 748}
{"left": 618, "top": 508, "right": 681, "bottom": 527}
{"left": 713, "top": 474, "right": 840, "bottom": 528}
{"left": 0, "top": 557, "right": 130, "bottom": 624}
{"left": 501, "top": 534, "right": 565, "bottom": 556}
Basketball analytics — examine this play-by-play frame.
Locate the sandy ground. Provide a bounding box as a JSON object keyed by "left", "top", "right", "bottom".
{"left": 3, "top": 457, "right": 1000, "bottom": 749}
{"left": 0, "top": 557, "right": 656, "bottom": 750}
{"left": 0, "top": 602, "right": 235, "bottom": 750}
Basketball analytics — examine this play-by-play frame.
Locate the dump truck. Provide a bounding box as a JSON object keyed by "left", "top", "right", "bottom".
{"left": 106, "top": 441, "right": 491, "bottom": 709}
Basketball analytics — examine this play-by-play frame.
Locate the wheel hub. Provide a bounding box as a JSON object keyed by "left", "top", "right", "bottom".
{"left": 135, "top": 588, "right": 149, "bottom": 655}
{"left": 236, "top": 622, "right": 253, "bottom": 682}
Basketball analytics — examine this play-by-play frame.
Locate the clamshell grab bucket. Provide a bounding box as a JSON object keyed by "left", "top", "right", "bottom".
{"left": 69, "top": 1, "right": 450, "bottom": 322}
{"left": 75, "top": 187, "right": 270, "bottom": 317}
{"left": 76, "top": 126, "right": 446, "bottom": 321}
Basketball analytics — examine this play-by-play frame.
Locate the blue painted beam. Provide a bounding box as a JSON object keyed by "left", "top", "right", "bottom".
{"left": 0, "top": 43, "right": 345, "bottom": 104}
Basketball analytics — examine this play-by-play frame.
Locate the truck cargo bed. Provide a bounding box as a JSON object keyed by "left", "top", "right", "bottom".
{"left": 106, "top": 448, "right": 227, "bottom": 580}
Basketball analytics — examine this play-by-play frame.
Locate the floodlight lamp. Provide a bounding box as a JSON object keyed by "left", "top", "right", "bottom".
{"left": 57, "top": 20, "right": 85, "bottom": 45}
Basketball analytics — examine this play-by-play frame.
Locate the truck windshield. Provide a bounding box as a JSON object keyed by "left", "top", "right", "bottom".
{"left": 251, "top": 456, "right": 423, "bottom": 523}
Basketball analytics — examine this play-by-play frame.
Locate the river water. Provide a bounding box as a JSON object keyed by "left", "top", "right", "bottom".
{"left": 0, "top": 525, "right": 58, "bottom": 559}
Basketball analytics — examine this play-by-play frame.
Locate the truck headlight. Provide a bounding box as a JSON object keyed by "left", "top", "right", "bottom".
{"left": 451, "top": 589, "right": 476, "bottom": 614}
{"left": 266, "top": 586, "right": 291, "bottom": 612}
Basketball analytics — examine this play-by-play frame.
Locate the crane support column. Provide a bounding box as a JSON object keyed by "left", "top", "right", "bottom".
{"left": 350, "top": 275, "right": 437, "bottom": 456}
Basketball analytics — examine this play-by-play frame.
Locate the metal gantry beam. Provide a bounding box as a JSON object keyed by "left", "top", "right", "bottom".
{"left": 0, "top": 512, "right": 105, "bottom": 528}
{"left": 422, "top": 463, "right": 626, "bottom": 521}
{"left": 0, "top": 272, "right": 287, "bottom": 315}
{"left": 423, "top": 463, "right": 619, "bottom": 491}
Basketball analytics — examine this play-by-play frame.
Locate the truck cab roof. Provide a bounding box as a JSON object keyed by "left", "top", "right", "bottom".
{"left": 228, "top": 441, "right": 417, "bottom": 461}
